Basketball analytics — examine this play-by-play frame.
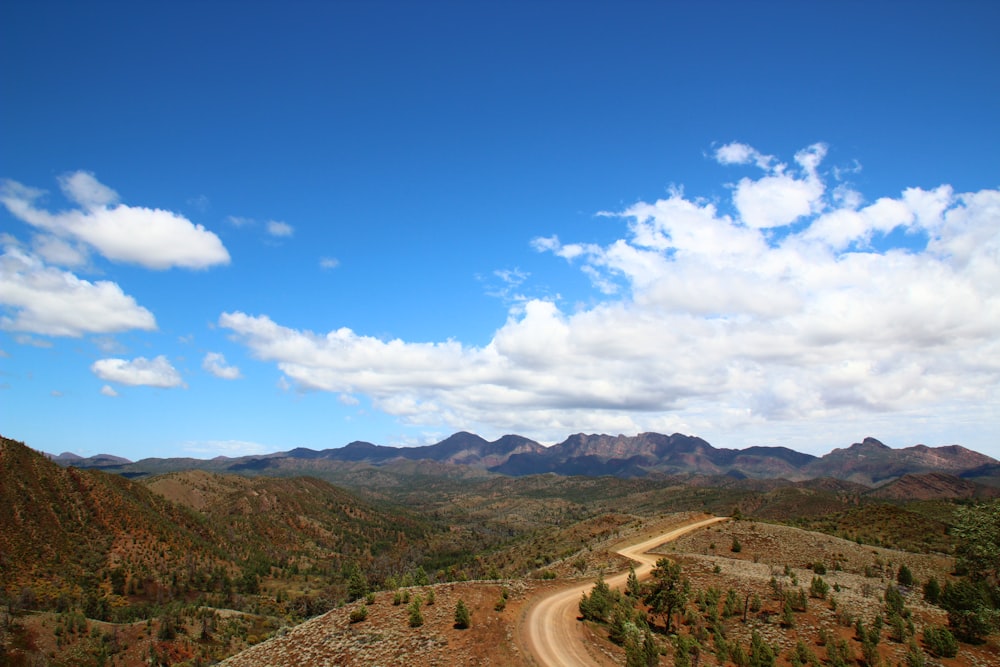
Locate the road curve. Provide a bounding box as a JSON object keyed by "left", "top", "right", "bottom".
{"left": 521, "top": 515, "right": 728, "bottom": 667}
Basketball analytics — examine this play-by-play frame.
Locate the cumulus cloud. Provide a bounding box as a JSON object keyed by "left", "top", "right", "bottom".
{"left": 0, "top": 172, "right": 230, "bottom": 270}
{"left": 319, "top": 257, "right": 340, "bottom": 270}
{"left": 202, "top": 352, "right": 241, "bottom": 379}
{"left": 91, "top": 355, "right": 184, "bottom": 388}
{"left": 220, "top": 143, "right": 1000, "bottom": 448}
{"left": 100, "top": 385, "right": 118, "bottom": 397}
{"left": 0, "top": 245, "right": 156, "bottom": 336}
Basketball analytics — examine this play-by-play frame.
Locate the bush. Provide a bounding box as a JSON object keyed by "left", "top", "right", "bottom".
{"left": 897, "top": 564, "right": 914, "bottom": 587}
{"left": 749, "top": 629, "right": 776, "bottom": 667}
{"left": 731, "top": 536, "right": 742, "bottom": 553}
{"left": 454, "top": 599, "right": 471, "bottom": 629}
{"left": 408, "top": 598, "right": 424, "bottom": 627}
{"left": 349, "top": 604, "right": 368, "bottom": 623}
{"left": 905, "top": 639, "right": 926, "bottom": 667}
{"left": 922, "top": 577, "right": 941, "bottom": 605}
{"left": 923, "top": 626, "right": 958, "bottom": 658}
{"left": 810, "top": 576, "right": 829, "bottom": 600}
{"left": 812, "top": 562, "right": 827, "bottom": 575}
{"left": 941, "top": 580, "right": 994, "bottom": 642}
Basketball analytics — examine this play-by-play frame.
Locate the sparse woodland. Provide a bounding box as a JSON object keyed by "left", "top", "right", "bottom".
{"left": 2, "top": 434, "right": 999, "bottom": 665}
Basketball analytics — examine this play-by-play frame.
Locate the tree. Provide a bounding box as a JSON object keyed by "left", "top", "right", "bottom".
{"left": 884, "top": 584, "right": 905, "bottom": 617}
{"left": 810, "top": 575, "right": 829, "bottom": 599}
{"left": 408, "top": 597, "right": 424, "bottom": 627}
{"left": 940, "top": 580, "right": 995, "bottom": 643}
{"left": 454, "top": 599, "right": 471, "bottom": 629}
{"left": 643, "top": 558, "right": 689, "bottom": 633}
{"left": 346, "top": 567, "right": 369, "bottom": 602}
{"left": 749, "top": 629, "right": 776, "bottom": 667}
{"left": 626, "top": 565, "right": 641, "bottom": 597}
{"left": 626, "top": 628, "right": 660, "bottom": 667}
{"left": 923, "top": 577, "right": 941, "bottom": 605}
{"left": 580, "top": 575, "right": 617, "bottom": 623}
{"left": 953, "top": 500, "right": 1000, "bottom": 584}
{"left": 897, "top": 564, "right": 914, "bottom": 587}
{"left": 922, "top": 626, "right": 957, "bottom": 658}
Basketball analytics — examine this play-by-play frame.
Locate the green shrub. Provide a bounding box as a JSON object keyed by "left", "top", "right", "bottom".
{"left": 408, "top": 598, "right": 424, "bottom": 627}
{"left": 923, "top": 626, "right": 957, "bottom": 658}
{"left": 809, "top": 576, "right": 829, "bottom": 599}
{"left": 922, "top": 577, "right": 940, "bottom": 605}
{"left": 453, "top": 599, "right": 471, "bottom": 629}
{"left": 349, "top": 604, "right": 368, "bottom": 623}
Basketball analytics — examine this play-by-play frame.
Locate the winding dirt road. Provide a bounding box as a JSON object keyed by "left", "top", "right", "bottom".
{"left": 521, "top": 515, "right": 728, "bottom": 667}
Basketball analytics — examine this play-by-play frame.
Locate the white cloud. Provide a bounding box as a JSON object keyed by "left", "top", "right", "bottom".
{"left": 91, "top": 355, "right": 184, "bottom": 388}
{"left": 0, "top": 246, "right": 156, "bottom": 336}
{"left": 202, "top": 351, "right": 241, "bottom": 379}
{"left": 32, "top": 235, "right": 88, "bottom": 267}
{"left": 320, "top": 256, "right": 340, "bottom": 270}
{"left": 15, "top": 334, "right": 54, "bottom": 348}
{"left": 220, "top": 143, "right": 1000, "bottom": 452}
{"left": 266, "top": 220, "right": 294, "bottom": 237}
{"left": 1, "top": 172, "right": 230, "bottom": 270}
{"left": 730, "top": 144, "right": 827, "bottom": 229}
{"left": 100, "top": 385, "right": 118, "bottom": 397}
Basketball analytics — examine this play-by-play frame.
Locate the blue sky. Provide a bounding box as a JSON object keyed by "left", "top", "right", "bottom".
{"left": 2, "top": 1, "right": 999, "bottom": 461}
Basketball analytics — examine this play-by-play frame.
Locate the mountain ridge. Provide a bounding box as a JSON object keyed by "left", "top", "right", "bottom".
{"left": 41, "top": 431, "right": 999, "bottom": 487}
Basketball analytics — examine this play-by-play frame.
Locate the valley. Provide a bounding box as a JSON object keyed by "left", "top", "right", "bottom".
{"left": 2, "top": 432, "right": 999, "bottom": 666}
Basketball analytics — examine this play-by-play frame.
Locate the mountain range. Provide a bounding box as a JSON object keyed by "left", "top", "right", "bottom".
{"left": 49, "top": 431, "right": 1000, "bottom": 487}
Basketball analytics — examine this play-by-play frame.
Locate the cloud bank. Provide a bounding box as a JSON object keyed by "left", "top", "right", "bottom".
{"left": 218, "top": 143, "right": 1000, "bottom": 445}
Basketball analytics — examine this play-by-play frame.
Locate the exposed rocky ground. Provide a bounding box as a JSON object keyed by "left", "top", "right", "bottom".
{"left": 219, "top": 581, "right": 537, "bottom": 666}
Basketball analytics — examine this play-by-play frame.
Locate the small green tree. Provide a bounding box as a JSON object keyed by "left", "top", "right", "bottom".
{"left": 716, "top": 588, "right": 735, "bottom": 618}
{"left": 781, "top": 597, "right": 795, "bottom": 627}
{"left": 749, "top": 629, "right": 776, "bottom": 667}
{"left": 408, "top": 597, "right": 424, "bottom": 627}
{"left": 673, "top": 633, "right": 697, "bottom": 667}
{"left": 897, "top": 564, "right": 914, "bottom": 587}
{"left": 346, "top": 567, "right": 369, "bottom": 602}
{"left": 626, "top": 565, "right": 641, "bottom": 597}
{"left": 941, "top": 579, "right": 994, "bottom": 643}
{"left": 810, "top": 576, "right": 829, "bottom": 599}
{"left": 904, "top": 639, "right": 926, "bottom": 667}
{"left": 644, "top": 558, "right": 689, "bottom": 633}
{"left": 626, "top": 628, "right": 660, "bottom": 667}
{"left": 453, "top": 599, "right": 471, "bottom": 629}
{"left": 580, "top": 575, "right": 616, "bottom": 622}
{"left": 731, "top": 536, "right": 742, "bottom": 553}
{"left": 922, "top": 577, "right": 941, "bottom": 605}
{"left": 884, "top": 583, "right": 905, "bottom": 617}
{"left": 922, "top": 626, "right": 958, "bottom": 658}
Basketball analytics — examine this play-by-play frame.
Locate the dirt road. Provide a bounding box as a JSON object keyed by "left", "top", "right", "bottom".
{"left": 521, "top": 515, "right": 728, "bottom": 667}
